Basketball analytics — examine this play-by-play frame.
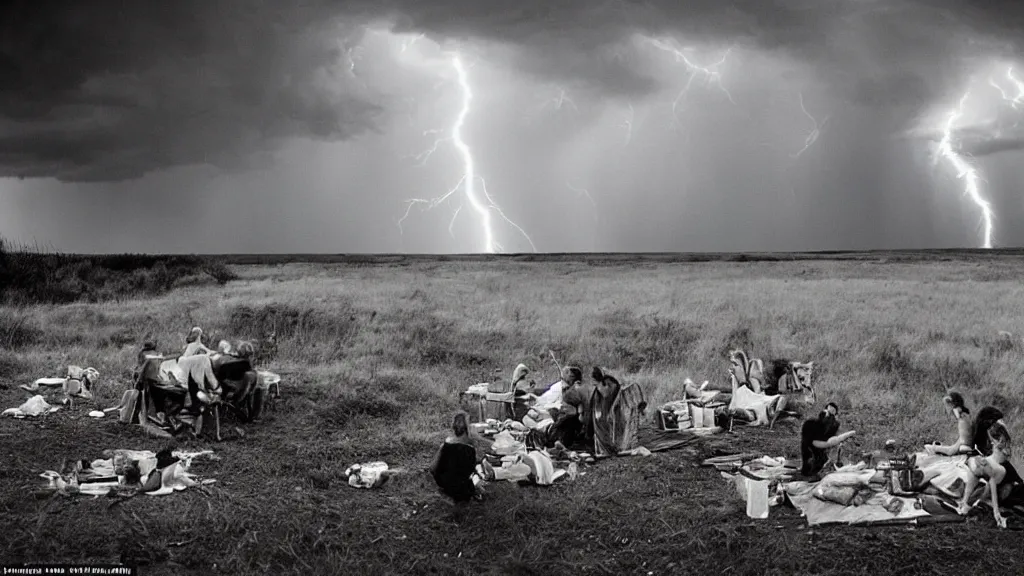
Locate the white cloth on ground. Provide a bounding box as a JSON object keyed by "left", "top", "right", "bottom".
{"left": 3, "top": 395, "right": 60, "bottom": 418}
{"left": 729, "top": 385, "right": 780, "bottom": 413}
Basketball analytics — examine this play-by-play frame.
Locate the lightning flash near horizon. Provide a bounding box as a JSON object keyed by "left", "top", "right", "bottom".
{"left": 935, "top": 89, "right": 994, "bottom": 249}
{"left": 397, "top": 53, "right": 537, "bottom": 253}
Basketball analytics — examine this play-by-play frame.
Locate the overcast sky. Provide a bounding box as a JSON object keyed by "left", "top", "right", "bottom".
{"left": 2, "top": 0, "right": 1024, "bottom": 253}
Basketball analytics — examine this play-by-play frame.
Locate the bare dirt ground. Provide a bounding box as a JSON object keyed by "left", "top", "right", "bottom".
{"left": 3, "top": 252, "right": 1024, "bottom": 575}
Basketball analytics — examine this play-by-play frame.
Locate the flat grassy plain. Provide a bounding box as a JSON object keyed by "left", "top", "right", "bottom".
{"left": 3, "top": 252, "right": 1024, "bottom": 575}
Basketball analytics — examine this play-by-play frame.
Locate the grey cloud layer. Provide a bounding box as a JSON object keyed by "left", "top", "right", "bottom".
{"left": 2, "top": 0, "right": 1024, "bottom": 181}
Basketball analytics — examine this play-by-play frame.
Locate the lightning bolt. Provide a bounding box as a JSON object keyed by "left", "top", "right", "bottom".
{"left": 935, "top": 90, "right": 994, "bottom": 249}
{"left": 1003, "top": 66, "right": 1024, "bottom": 109}
{"left": 448, "top": 205, "right": 462, "bottom": 238}
{"left": 620, "top": 103, "right": 634, "bottom": 146}
{"left": 540, "top": 88, "right": 578, "bottom": 113}
{"left": 397, "top": 53, "right": 537, "bottom": 254}
{"left": 646, "top": 37, "right": 736, "bottom": 126}
{"left": 400, "top": 33, "right": 425, "bottom": 53}
{"left": 405, "top": 128, "right": 448, "bottom": 166}
{"left": 790, "top": 93, "right": 830, "bottom": 159}
{"left": 566, "top": 181, "right": 598, "bottom": 221}
{"left": 524, "top": 86, "right": 579, "bottom": 126}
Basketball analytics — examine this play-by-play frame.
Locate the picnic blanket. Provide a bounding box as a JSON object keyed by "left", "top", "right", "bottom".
{"left": 780, "top": 455, "right": 971, "bottom": 526}
{"left": 785, "top": 480, "right": 930, "bottom": 526}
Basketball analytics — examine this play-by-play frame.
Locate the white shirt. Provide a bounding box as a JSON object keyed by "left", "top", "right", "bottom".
{"left": 533, "top": 381, "right": 565, "bottom": 412}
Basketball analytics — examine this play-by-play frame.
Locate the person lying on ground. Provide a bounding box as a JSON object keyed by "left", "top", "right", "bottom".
{"left": 430, "top": 412, "right": 489, "bottom": 503}
{"left": 801, "top": 403, "right": 857, "bottom": 478}
{"left": 728, "top": 367, "right": 787, "bottom": 428}
{"left": 957, "top": 420, "right": 1013, "bottom": 528}
{"left": 925, "top": 392, "right": 975, "bottom": 456}
{"left": 183, "top": 327, "right": 213, "bottom": 357}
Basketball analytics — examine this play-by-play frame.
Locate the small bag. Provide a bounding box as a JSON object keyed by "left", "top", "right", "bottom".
{"left": 118, "top": 390, "right": 140, "bottom": 424}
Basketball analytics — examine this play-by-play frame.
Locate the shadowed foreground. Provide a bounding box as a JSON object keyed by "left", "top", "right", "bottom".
{"left": 2, "top": 254, "right": 1024, "bottom": 575}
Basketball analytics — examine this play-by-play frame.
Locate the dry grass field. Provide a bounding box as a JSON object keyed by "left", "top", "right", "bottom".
{"left": 3, "top": 250, "right": 1024, "bottom": 575}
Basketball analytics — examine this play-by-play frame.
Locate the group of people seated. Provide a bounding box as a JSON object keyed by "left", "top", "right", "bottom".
{"left": 799, "top": 390, "right": 1021, "bottom": 527}
{"left": 430, "top": 363, "right": 646, "bottom": 503}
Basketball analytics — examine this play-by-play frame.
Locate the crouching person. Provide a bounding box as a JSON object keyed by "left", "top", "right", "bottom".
{"left": 801, "top": 402, "right": 856, "bottom": 478}
{"left": 430, "top": 412, "right": 488, "bottom": 504}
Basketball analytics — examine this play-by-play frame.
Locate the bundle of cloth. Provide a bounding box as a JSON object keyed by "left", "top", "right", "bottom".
{"left": 3, "top": 395, "right": 61, "bottom": 418}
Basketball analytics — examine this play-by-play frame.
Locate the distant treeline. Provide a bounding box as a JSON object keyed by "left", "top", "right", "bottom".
{"left": 0, "top": 236, "right": 238, "bottom": 305}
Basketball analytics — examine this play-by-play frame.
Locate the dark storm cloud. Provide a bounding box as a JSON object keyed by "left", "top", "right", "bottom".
{"left": 374, "top": 0, "right": 1024, "bottom": 102}
{"left": 4, "top": 0, "right": 1024, "bottom": 183}
{"left": 0, "top": 0, "right": 384, "bottom": 182}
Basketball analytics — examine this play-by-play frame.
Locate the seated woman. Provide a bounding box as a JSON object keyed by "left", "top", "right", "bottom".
{"left": 925, "top": 392, "right": 975, "bottom": 456}
{"left": 183, "top": 327, "right": 213, "bottom": 357}
{"left": 800, "top": 403, "right": 857, "bottom": 478}
{"left": 957, "top": 420, "right": 1013, "bottom": 528}
{"left": 430, "top": 412, "right": 488, "bottom": 503}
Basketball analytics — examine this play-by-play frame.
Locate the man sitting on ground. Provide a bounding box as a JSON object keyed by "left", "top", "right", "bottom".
{"left": 801, "top": 402, "right": 857, "bottom": 478}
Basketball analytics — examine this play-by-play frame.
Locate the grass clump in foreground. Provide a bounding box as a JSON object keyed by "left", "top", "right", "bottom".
{"left": 1, "top": 255, "right": 1024, "bottom": 575}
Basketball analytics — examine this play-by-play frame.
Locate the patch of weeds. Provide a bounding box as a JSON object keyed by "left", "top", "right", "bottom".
{"left": 0, "top": 309, "right": 43, "bottom": 349}
{"left": 317, "top": 393, "right": 404, "bottom": 429}
{"left": 721, "top": 323, "right": 759, "bottom": 357}
{"left": 985, "top": 335, "right": 1020, "bottom": 358}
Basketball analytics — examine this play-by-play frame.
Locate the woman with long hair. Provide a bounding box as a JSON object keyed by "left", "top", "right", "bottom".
{"left": 925, "top": 392, "right": 975, "bottom": 456}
